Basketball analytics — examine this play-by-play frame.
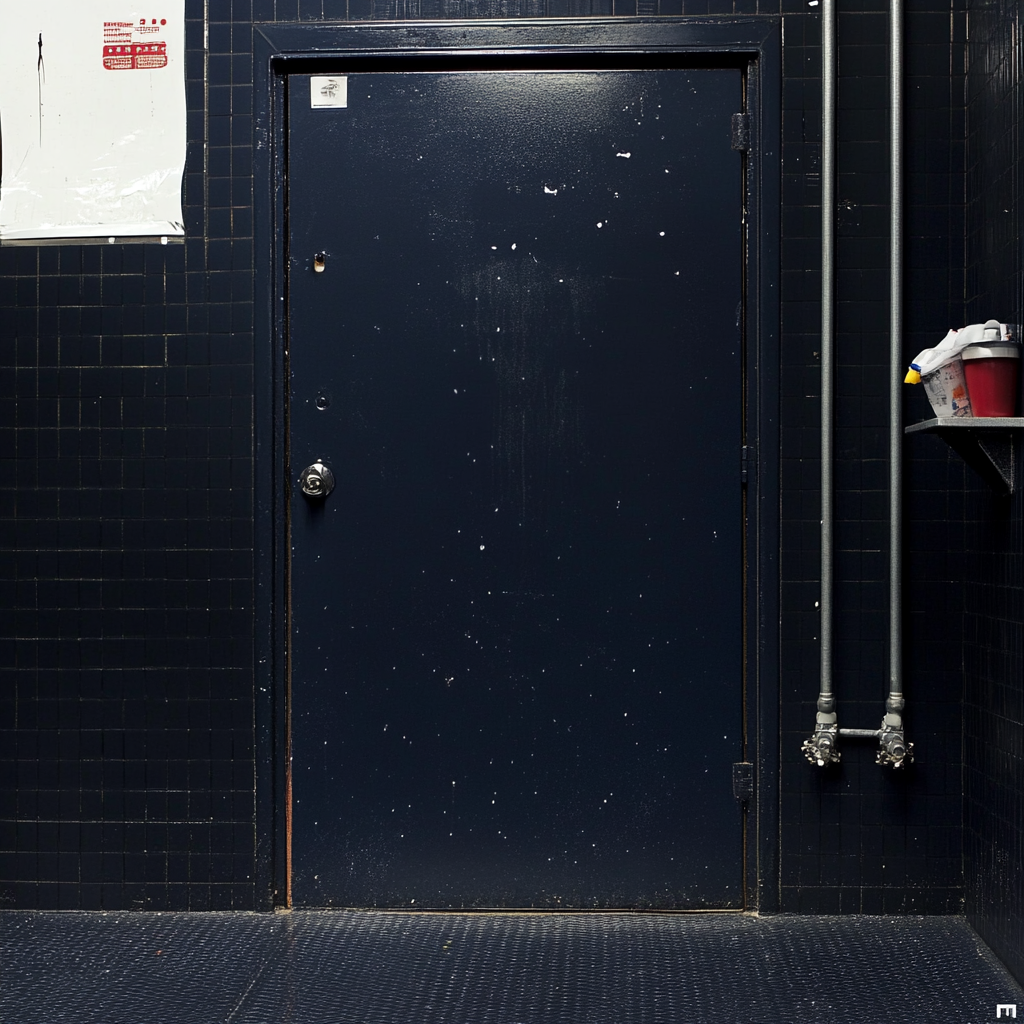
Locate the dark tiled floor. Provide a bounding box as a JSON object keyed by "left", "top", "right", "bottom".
{"left": 2, "top": 911, "right": 1021, "bottom": 1023}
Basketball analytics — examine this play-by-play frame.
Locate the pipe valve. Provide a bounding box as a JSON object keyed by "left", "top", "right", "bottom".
{"left": 802, "top": 712, "right": 840, "bottom": 767}
{"left": 877, "top": 713, "right": 913, "bottom": 769}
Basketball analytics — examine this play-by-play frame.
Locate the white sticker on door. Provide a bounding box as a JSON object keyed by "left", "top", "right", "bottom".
{"left": 310, "top": 76, "right": 347, "bottom": 109}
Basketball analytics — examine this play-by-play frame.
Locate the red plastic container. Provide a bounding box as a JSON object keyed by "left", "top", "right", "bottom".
{"left": 962, "top": 343, "right": 1021, "bottom": 417}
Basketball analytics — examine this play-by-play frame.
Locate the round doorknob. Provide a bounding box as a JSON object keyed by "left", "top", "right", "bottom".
{"left": 299, "top": 462, "right": 335, "bottom": 499}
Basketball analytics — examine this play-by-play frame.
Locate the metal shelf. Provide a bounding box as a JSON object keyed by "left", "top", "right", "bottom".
{"left": 905, "top": 417, "right": 1024, "bottom": 494}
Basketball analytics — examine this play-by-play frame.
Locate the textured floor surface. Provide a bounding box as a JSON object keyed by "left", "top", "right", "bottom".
{"left": 2, "top": 911, "right": 1022, "bottom": 1023}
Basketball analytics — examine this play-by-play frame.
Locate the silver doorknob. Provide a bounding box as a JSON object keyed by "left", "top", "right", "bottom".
{"left": 299, "top": 462, "right": 335, "bottom": 499}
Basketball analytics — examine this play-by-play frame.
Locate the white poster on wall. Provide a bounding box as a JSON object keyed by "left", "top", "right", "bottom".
{"left": 0, "top": 2, "right": 186, "bottom": 242}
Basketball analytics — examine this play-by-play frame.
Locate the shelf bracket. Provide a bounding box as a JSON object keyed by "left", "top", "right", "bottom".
{"left": 905, "top": 417, "right": 1024, "bottom": 495}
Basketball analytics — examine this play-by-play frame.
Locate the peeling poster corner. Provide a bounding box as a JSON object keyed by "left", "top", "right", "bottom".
{"left": 0, "top": 3, "right": 186, "bottom": 243}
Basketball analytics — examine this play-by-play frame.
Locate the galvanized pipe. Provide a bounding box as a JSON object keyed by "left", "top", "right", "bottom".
{"left": 805, "top": 0, "right": 912, "bottom": 770}
{"left": 801, "top": 0, "right": 840, "bottom": 768}
{"left": 888, "top": 0, "right": 904, "bottom": 714}
{"left": 819, "top": 0, "right": 836, "bottom": 710}
{"left": 879, "top": 0, "right": 912, "bottom": 769}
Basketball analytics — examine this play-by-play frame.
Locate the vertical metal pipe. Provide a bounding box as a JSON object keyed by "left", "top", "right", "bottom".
{"left": 877, "top": 0, "right": 913, "bottom": 768}
{"left": 889, "top": 0, "right": 904, "bottom": 709}
{"left": 820, "top": 0, "right": 836, "bottom": 708}
{"left": 809, "top": 0, "right": 910, "bottom": 766}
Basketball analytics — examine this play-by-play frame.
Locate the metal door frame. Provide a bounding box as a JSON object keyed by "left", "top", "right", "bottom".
{"left": 252, "top": 18, "right": 781, "bottom": 912}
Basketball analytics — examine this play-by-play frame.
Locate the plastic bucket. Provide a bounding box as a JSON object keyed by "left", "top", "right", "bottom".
{"left": 962, "top": 343, "right": 1020, "bottom": 417}
{"left": 921, "top": 355, "right": 972, "bottom": 418}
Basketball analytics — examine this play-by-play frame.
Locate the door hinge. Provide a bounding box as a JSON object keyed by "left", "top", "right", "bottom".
{"left": 741, "top": 445, "right": 750, "bottom": 484}
{"left": 731, "top": 113, "right": 751, "bottom": 152}
{"left": 732, "top": 762, "right": 754, "bottom": 802}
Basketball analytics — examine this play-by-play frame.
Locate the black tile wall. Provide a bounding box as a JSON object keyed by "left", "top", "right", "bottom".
{"left": 963, "top": 0, "right": 1024, "bottom": 984}
{"left": 0, "top": 0, "right": 972, "bottom": 914}
{"left": 0, "top": 7, "right": 257, "bottom": 910}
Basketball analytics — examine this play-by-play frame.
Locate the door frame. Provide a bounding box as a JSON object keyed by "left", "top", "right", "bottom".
{"left": 252, "top": 17, "right": 781, "bottom": 912}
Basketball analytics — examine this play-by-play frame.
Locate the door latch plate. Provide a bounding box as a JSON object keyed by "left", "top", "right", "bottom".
{"left": 732, "top": 761, "right": 754, "bottom": 801}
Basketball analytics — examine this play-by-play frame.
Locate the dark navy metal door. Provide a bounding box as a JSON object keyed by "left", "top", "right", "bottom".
{"left": 286, "top": 67, "right": 745, "bottom": 908}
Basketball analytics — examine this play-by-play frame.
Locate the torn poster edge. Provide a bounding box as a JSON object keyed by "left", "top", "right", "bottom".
{"left": 1, "top": 222, "right": 185, "bottom": 242}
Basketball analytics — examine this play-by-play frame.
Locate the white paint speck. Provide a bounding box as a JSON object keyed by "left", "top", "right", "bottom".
{"left": 616, "top": 152, "right": 631, "bottom": 158}
{"left": 544, "top": 185, "right": 558, "bottom": 195}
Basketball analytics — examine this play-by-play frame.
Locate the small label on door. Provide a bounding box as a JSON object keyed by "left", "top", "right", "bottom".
{"left": 311, "top": 76, "right": 347, "bottom": 109}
